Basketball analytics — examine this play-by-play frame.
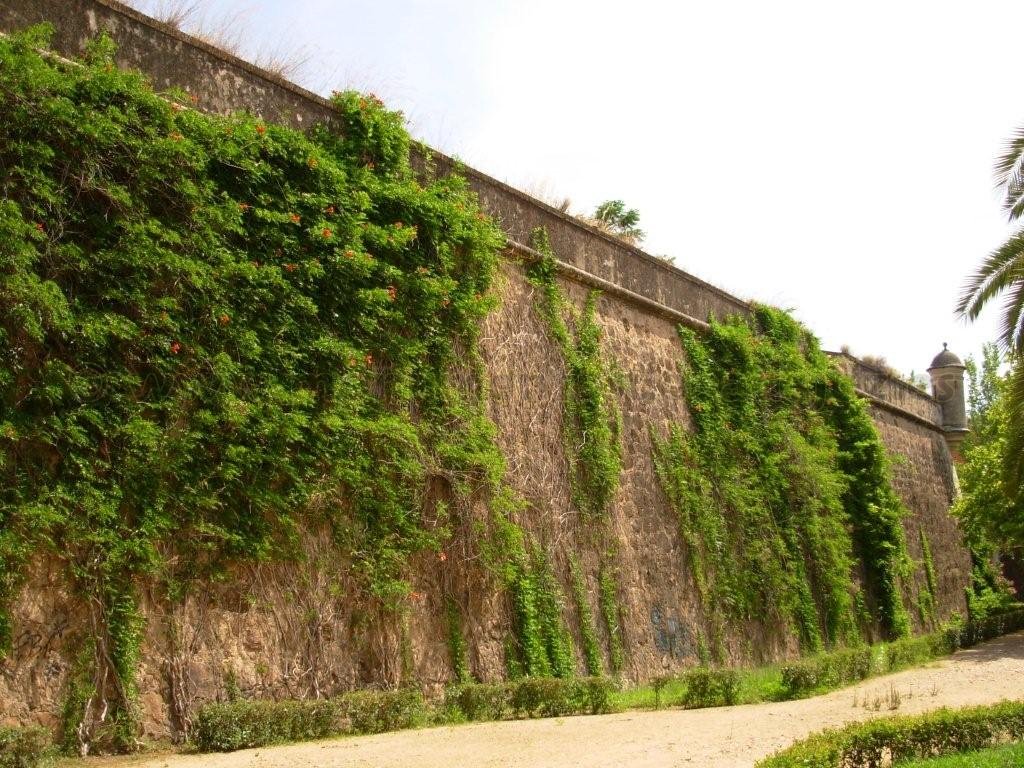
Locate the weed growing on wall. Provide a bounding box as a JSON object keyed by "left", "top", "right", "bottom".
{"left": 653, "top": 306, "right": 911, "bottom": 654}
{"left": 0, "top": 28, "right": 506, "bottom": 751}
{"left": 525, "top": 228, "right": 622, "bottom": 520}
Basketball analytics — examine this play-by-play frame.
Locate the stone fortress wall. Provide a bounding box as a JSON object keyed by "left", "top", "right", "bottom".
{"left": 0, "top": 0, "right": 973, "bottom": 737}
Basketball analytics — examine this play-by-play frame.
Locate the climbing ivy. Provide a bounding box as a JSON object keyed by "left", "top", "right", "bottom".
{"left": 486, "top": 497, "right": 575, "bottom": 679}
{"left": 568, "top": 556, "right": 603, "bottom": 676}
{"left": 918, "top": 529, "right": 938, "bottom": 624}
{"left": 0, "top": 28, "right": 505, "bottom": 751}
{"left": 598, "top": 567, "right": 625, "bottom": 673}
{"left": 653, "top": 306, "right": 911, "bottom": 653}
{"left": 525, "top": 228, "right": 622, "bottom": 519}
{"left": 445, "top": 598, "right": 471, "bottom": 685}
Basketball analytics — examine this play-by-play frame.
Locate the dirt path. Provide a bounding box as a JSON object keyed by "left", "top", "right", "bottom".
{"left": 86, "top": 631, "right": 1024, "bottom": 768}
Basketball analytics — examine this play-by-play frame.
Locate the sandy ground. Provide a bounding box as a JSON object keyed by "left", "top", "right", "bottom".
{"left": 80, "top": 631, "right": 1024, "bottom": 768}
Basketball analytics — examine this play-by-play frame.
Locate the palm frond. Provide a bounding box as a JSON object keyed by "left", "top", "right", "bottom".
{"left": 995, "top": 126, "right": 1024, "bottom": 221}
{"left": 999, "top": 276, "right": 1024, "bottom": 353}
{"left": 957, "top": 228, "right": 1024, "bottom": 329}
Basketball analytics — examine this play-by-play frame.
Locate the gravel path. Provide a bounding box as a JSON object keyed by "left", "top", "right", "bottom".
{"left": 83, "top": 631, "right": 1024, "bottom": 768}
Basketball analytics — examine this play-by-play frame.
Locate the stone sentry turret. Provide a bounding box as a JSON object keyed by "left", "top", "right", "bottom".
{"left": 928, "top": 343, "right": 969, "bottom": 456}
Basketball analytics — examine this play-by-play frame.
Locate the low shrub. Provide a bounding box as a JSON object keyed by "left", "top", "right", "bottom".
{"left": 572, "top": 675, "right": 617, "bottom": 715}
{"left": 778, "top": 607, "right": 1024, "bottom": 700}
{"left": 883, "top": 634, "right": 943, "bottom": 672}
{"left": 337, "top": 689, "right": 427, "bottom": 734}
{"left": 446, "top": 682, "right": 513, "bottom": 722}
{"left": 0, "top": 727, "right": 51, "bottom": 768}
{"left": 757, "top": 701, "right": 1024, "bottom": 767}
{"left": 191, "top": 688, "right": 426, "bottom": 751}
{"left": 191, "top": 699, "right": 340, "bottom": 752}
{"left": 448, "top": 677, "right": 616, "bottom": 721}
{"left": 781, "top": 646, "right": 872, "bottom": 697}
{"left": 681, "top": 668, "right": 739, "bottom": 708}
{"left": 947, "top": 606, "right": 1024, "bottom": 650}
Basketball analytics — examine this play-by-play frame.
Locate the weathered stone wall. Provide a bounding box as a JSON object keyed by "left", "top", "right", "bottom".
{"left": 0, "top": 0, "right": 972, "bottom": 738}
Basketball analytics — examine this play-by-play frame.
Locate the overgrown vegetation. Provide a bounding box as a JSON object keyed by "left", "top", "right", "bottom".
{"left": 568, "top": 556, "right": 603, "bottom": 676}
{"left": 525, "top": 227, "right": 622, "bottom": 521}
{"left": 0, "top": 27, "right": 506, "bottom": 753}
{"left": 954, "top": 344, "right": 1024, "bottom": 567}
{"left": 590, "top": 200, "right": 644, "bottom": 244}
{"left": 757, "top": 700, "right": 1024, "bottom": 768}
{"left": 653, "top": 306, "right": 911, "bottom": 656}
{"left": 917, "top": 529, "right": 938, "bottom": 624}
{"left": 487, "top": 503, "right": 576, "bottom": 680}
{"left": 0, "top": 727, "right": 51, "bottom": 768}
{"left": 598, "top": 566, "right": 625, "bottom": 673}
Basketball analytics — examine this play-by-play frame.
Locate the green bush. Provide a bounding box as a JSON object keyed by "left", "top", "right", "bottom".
{"left": 191, "top": 699, "right": 341, "bottom": 752}
{"left": 337, "top": 689, "right": 427, "bottom": 734}
{"left": 757, "top": 701, "right": 1024, "bottom": 768}
{"left": 449, "top": 677, "right": 616, "bottom": 721}
{"left": 681, "top": 668, "right": 739, "bottom": 708}
{"left": 446, "top": 682, "right": 513, "bottom": 721}
{"left": 884, "top": 634, "right": 943, "bottom": 672}
{"left": 572, "top": 676, "right": 618, "bottom": 715}
{"left": 510, "top": 677, "right": 575, "bottom": 718}
{"left": 781, "top": 646, "right": 873, "bottom": 697}
{"left": 0, "top": 727, "right": 51, "bottom": 768}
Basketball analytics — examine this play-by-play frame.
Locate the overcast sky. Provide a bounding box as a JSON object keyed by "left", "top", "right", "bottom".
{"left": 139, "top": 0, "right": 1024, "bottom": 378}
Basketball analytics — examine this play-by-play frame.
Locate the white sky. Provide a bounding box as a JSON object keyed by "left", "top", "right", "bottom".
{"left": 141, "top": 0, "right": 1024, "bottom": 378}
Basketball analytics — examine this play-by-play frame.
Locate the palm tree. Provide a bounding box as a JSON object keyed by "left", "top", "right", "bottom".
{"left": 958, "top": 126, "right": 1024, "bottom": 489}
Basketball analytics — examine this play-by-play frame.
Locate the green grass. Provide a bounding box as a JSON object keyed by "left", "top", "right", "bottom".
{"left": 897, "top": 741, "right": 1024, "bottom": 767}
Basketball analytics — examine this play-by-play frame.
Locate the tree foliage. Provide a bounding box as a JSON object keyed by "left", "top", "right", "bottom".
{"left": 958, "top": 126, "right": 1024, "bottom": 488}
{"left": 954, "top": 344, "right": 1024, "bottom": 553}
{"left": 591, "top": 200, "right": 645, "bottom": 244}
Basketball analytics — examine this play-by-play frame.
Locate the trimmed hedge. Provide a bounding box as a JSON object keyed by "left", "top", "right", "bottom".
{"left": 191, "top": 688, "right": 426, "bottom": 752}
{"left": 780, "top": 608, "right": 1024, "bottom": 698}
{"left": 0, "top": 727, "right": 51, "bottom": 768}
{"left": 681, "top": 668, "right": 739, "bottom": 709}
{"left": 447, "top": 676, "right": 617, "bottom": 721}
{"left": 191, "top": 698, "right": 342, "bottom": 752}
{"left": 757, "top": 701, "right": 1024, "bottom": 768}
{"left": 338, "top": 689, "right": 427, "bottom": 734}
{"left": 781, "top": 646, "right": 873, "bottom": 698}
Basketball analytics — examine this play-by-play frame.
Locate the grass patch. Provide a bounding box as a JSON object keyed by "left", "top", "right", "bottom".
{"left": 898, "top": 741, "right": 1024, "bottom": 767}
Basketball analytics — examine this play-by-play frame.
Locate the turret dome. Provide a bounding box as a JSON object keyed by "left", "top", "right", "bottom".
{"left": 929, "top": 343, "right": 964, "bottom": 370}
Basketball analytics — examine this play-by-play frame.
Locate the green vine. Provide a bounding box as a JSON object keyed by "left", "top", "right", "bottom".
{"left": 568, "top": 556, "right": 603, "bottom": 676}
{"left": 445, "top": 598, "right": 471, "bottom": 685}
{"left": 525, "top": 228, "right": 622, "bottom": 519}
{"left": 0, "top": 27, "right": 506, "bottom": 750}
{"left": 487, "top": 499, "right": 575, "bottom": 678}
{"left": 918, "top": 529, "right": 938, "bottom": 624}
{"left": 598, "top": 567, "right": 625, "bottom": 673}
{"left": 653, "top": 306, "right": 911, "bottom": 653}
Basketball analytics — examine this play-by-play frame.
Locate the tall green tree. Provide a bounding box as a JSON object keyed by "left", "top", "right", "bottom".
{"left": 958, "top": 127, "right": 1024, "bottom": 493}
{"left": 954, "top": 344, "right": 1024, "bottom": 550}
